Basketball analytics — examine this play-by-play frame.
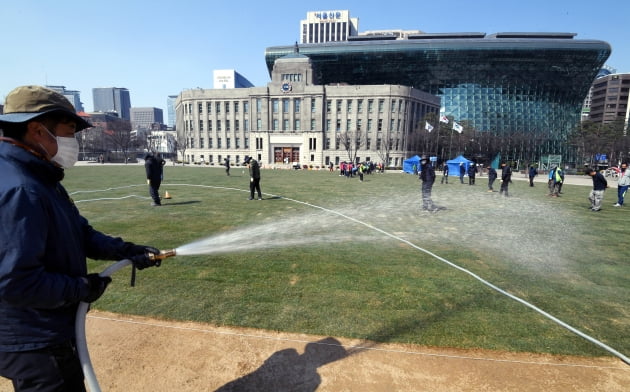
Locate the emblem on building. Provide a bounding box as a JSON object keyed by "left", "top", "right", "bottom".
{"left": 281, "top": 82, "right": 292, "bottom": 93}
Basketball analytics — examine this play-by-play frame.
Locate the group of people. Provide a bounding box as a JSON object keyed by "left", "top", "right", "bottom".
{"left": 338, "top": 161, "right": 381, "bottom": 178}
{"left": 0, "top": 85, "right": 163, "bottom": 390}
{"left": 586, "top": 163, "right": 630, "bottom": 211}
{"left": 419, "top": 158, "right": 516, "bottom": 212}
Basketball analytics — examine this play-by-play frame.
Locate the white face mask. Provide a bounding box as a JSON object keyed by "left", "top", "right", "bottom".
{"left": 42, "top": 127, "right": 80, "bottom": 168}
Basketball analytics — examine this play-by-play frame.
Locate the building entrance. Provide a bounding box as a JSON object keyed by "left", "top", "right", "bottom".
{"left": 274, "top": 147, "right": 300, "bottom": 163}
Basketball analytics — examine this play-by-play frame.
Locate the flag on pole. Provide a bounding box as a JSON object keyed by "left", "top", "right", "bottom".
{"left": 452, "top": 121, "right": 463, "bottom": 133}
{"left": 425, "top": 121, "right": 434, "bottom": 132}
{"left": 439, "top": 115, "right": 449, "bottom": 124}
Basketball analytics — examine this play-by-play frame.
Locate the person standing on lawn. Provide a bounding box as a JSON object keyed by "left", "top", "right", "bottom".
{"left": 499, "top": 162, "right": 512, "bottom": 197}
{"left": 614, "top": 162, "right": 630, "bottom": 207}
{"left": 487, "top": 165, "right": 497, "bottom": 192}
{"left": 244, "top": 155, "right": 262, "bottom": 200}
{"left": 587, "top": 167, "right": 608, "bottom": 211}
{"left": 0, "top": 85, "right": 162, "bottom": 391}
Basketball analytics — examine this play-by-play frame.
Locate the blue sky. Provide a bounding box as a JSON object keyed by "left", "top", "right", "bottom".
{"left": 1, "top": 0, "right": 628, "bottom": 123}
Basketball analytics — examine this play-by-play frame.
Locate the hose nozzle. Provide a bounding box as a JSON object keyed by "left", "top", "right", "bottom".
{"left": 148, "top": 249, "right": 177, "bottom": 261}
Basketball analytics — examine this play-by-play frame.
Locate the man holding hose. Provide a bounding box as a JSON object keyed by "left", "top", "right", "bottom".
{"left": 0, "top": 86, "right": 162, "bottom": 391}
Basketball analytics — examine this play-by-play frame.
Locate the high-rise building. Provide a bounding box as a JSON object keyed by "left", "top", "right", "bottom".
{"left": 300, "top": 10, "right": 358, "bottom": 44}
{"left": 46, "top": 85, "right": 84, "bottom": 112}
{"left": 266, "top": 32, "right": 611, "bottom": 163}
{"left": 130, "top": 107, "right": 164, "bottom": 130}
{"left": 92, "top": 87, "right": 131, "bottom": 120}
{"left": 588, "top": 73, "right": 630, "bottom": 127}
{"left": 167, "top": 95, "right": 177, "bottom": 128}
{"left": 213, "top": 70, "right": 254, "bottom": 89}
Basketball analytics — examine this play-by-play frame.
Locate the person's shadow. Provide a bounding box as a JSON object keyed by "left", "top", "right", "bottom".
{"left": 214, "top": 337, "right": 348, "bottom": 392}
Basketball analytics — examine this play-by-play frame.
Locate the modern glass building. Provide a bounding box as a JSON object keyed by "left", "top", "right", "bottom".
{"left": 265, "top": 33, "right": 611, "bottom": 163}
{"left": 92, "top": 87, "right": 132, "bottom": 121}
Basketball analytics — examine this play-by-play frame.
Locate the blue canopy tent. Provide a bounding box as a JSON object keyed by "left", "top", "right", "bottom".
{"left": 403, "top": 155, "right": 421, "bottom": 174}
{"left": 446, "top": 155, "right": 473, "bottom": 177}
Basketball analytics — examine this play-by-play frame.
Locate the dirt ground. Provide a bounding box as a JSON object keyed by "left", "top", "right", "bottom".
{"left": 2, "top": 311, "right": 627, "bottom": 392}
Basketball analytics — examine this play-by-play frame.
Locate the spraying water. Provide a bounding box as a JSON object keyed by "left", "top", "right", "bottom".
{"left": 176, "top": 211, "right": 379, "bottom": 256}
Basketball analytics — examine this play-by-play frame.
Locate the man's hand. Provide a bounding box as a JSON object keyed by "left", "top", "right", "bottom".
{"left": 122, "top": 243, "right": 161, "bottom": 269}
{"left": 83, "top": 274, "right": 112, "bottom": 303}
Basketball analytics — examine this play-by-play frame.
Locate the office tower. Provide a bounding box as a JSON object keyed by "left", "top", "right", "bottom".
{"left": 300, "top": 10, "right": 358, "bottom": 44}
{"left": 92, "top": 87, "right": 131, "bottom": 120}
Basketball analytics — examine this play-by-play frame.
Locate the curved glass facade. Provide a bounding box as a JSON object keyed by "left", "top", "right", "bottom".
{"left": 265, "top": 34, "right": 611, "bottom": 161}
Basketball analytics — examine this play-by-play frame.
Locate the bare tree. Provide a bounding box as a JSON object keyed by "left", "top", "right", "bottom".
{"left": 174, "top": 131, "right": 190, "bottom": 165}
{"left": 105, "top": 119, "right": 134, "bottom": 163}
{"left": 338, "top": 129, "right": 365, "bottom": 163}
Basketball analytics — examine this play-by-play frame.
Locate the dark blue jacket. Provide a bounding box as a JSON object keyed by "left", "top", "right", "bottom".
{"left": 0, "top": 140, "right": 127, "bottom": 351}
{"left": 592, "top": 172, "right": 607, "bottom": 191}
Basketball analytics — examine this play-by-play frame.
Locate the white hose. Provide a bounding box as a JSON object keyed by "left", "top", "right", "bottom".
{"left": 76, "top": 259, "right": 132, "bottom": 392}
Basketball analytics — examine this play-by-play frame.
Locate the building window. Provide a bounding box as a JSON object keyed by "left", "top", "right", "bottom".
{"left": 311, "top": 99, "right": 316, "bottom": 113}
{"left": 283, "top": 119, "right": 289, "bottom": 130}
{"left": 326, "top": 119, "right": 331, "bottom": 131}
{"left": 326, "top": 100, "right": 331, "bottom": 113}
{"left": 225, "top": 102, "right": 230, "bottom": 113}
{"left": 347, "top": 100, "right": 352, "bottom": 113}
{"left": 336, "top": 100, "right": 342, "bottom": 113}
{"left": 325, "top": 138, "right": 330, "bottom": 149}
{"left": 244, "top": 101, "right": 249, "bottom": 113}
{"left": 200, "top": 138, "right": 204, "bottom": 148}
{"left": 198, "top": 103, "right": 203, "bottom": 114}
{"left": 357, "top": 119, "right": 362, "bottom": 131}
{"left": 367, "top": 119, "right": 372, "bottom": 131}
{"left": 209, "top": 120, "right": 213, "bottom": 131}
{"left": 336, "top": 119, "right": 341, "bottom": 131}
{"left": 226, "top": 138, "right": 231, "bottom": 149}
{"left": 209, "top": 138, "right": 213, "bottom": 148}
{"left": 346, "top": 119, "right": 351, "bottom": 131}
{"left": 311, "top": 119, "right": 316, "bottom": 131}
{"left": 244, "top": 119, "right": 249, "bottom": 131}
{"left": 294, "top": 119, "right": 301, "bottom": 130}
{"left": 272, "top": 99, "right": 279, "bottom": 113}
{"left": 226, "top": 120, "right": 231, "bottom": 131}
{"left": 358, "top": 99, "right": 363, "bottom": 113}
{"left": 367, "top": 138, "right": 371, "bottom": 149}
{"left": 217, "top": 120, "right": 221, "bottom": 131}
{"left": 283, "top": 99, "right": 290, "bottom": 113}
{"left": 378, "top": 99, "right": 384, "bottom": 113}
{"left": 217, "top": 138, "right": 222, "bottom": 148}
{"left": 273, "top": 119, "right": 278, "bottom": 130}
{"left": 377, "top": 119, "right": 383, "bottom": 131}
{"left": 294, "top": 98, "right": 301, "bottom": 113}
{"left": 368, "top": 99, "right": 373, "bottom": 113}
{"left": 216, "top": 102, "right": 221, "bottom": 113}
{"left": 199, "top": 120, "right": 204, "bottom": 131}
{"left": 234, "top": 101, "right": 239, "bottom": 113}
{"left": 235, "top": 137, "right": 240, "bottom": 148}
{"left": 257, "top": 119, "right": 262, "bottom": 130}
{"left": 207, "top": 102, "right": 212, "bottom": 114}
{"left": 235, "top": 120, "right": 240, "bottom": 131}
{"left": 256, "top": 99, "right": 262, "bottom": 112}
{"left": 391, "top": 100, "right": 396, "bottom": 112}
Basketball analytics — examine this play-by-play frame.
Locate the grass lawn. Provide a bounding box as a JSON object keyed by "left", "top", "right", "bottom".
{"left": 65, "top": 164, "right": 629, "bottom": 359}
